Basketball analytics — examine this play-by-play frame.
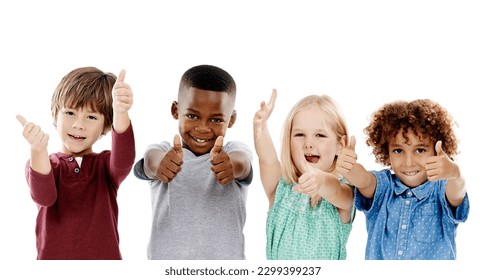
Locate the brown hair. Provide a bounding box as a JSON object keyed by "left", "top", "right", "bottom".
{"left": 51, "top": 67, "right": 116, "bottom": 133}
{"left": 365, "top": 99, "right": 459, "bottom": 166}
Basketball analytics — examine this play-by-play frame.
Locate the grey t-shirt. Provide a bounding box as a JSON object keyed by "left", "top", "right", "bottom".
{"left": 134, "top": 140, "right": 253, "bottom": 260}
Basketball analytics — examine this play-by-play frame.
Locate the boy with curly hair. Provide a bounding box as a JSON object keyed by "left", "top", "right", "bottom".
{"left": 336, "top": 99, "right": 469, "bottom": 260}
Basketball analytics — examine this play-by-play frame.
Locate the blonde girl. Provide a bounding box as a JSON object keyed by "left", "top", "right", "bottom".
{"left": 253, "top": 90, "right": 354, "bottom": 260}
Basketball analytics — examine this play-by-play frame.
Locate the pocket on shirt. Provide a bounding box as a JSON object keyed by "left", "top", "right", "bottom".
{"left": 412, "top": 203, "right": 442, "bottom": 244}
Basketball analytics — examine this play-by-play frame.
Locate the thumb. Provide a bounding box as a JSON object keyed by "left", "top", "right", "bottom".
{"left": 116, "top": 69, "right": 126, "bottom": 84}
{"left": 211, "top": 136, "right": 224, "bottom": 155}
{"left": 435, "top": 141, "right": 445, "bottom": 156}
{"left": 16, "top": 114, "right": 27, "bottom": 126}
{"left": 297, "top": 151, "right": 312, "bottom": 174}
{"left": 348, "top": 135, "right": 356, "bottom": 151}
{"left": 173, "top": 134, "right": 183, "bottom": 154}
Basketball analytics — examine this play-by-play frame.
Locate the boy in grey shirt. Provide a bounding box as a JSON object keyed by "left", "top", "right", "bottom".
{"left": 133, "top": 65, "right": 253, "bottom": 259}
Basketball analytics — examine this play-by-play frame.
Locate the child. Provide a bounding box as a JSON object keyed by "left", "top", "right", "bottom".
{"left": 133, "top": 64, "right": 253, "bottom": 260}
{"left": 17, "top": 67, "right": 135, "bottom": 260}
{"left": 337, "top": 99, "right": 469, "bottom": 260}
{"left": 253, "top": 90, "right": 355, "bottom": 260}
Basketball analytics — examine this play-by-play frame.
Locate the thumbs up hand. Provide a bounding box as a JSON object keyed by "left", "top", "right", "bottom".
{"left": 292, "top": 152, "right": 328, "bottom": 197}
{"left": 426, "top": 141, "right": 460, "bottom": 181}
{"left": 210, "top": 136, "right": 234, "bottom": 185}
{"left": 156, "top": 134, "right": 184, "bottom": 183}
{"left": 336, "top": 135, "right": 357, "bottom": 175}
{"left": 112, "top": 69, "right": 133, "bottom": 114}
{"left": 16, "top": 114, "right": 49, "bottom": 151}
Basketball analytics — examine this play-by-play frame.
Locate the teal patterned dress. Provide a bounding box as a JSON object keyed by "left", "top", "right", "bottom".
{"left": 266, "top": 178, "right": 354, "bottom": 260}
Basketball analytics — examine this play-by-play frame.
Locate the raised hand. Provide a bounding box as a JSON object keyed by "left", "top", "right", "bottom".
{"left": 112, "top": 69, "right": 133, "bottom": 133}
{"left": 293, "top": 152, "right": 328, "bottom": 197}
{"left": 336, "top": 135, "right": 357, "bottom": 175}
{"left": 16, "top": 115, "right": 49, "bottom": 151}
{"left": 426, "top": 141, "right": 460, "bottom": 181}
{"left": 112, "top": 69, "right": 133, "bottom": 114}
{"left": 156, "top": 134, "right": 184, "bottom": 183}
{"left": 253, "top": 89, "right": 277, "bottom": 142}
{"left": 210, "top": 136, "right": 234, "bottom": 185}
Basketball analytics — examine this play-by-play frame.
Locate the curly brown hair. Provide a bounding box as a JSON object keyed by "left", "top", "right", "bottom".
{"left": 365, "top": 99, "right": 458, "bottom": 166}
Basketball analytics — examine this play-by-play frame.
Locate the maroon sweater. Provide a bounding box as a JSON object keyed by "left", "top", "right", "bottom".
{"left": 25, "top": 124, "right": 135, "bottom": 260}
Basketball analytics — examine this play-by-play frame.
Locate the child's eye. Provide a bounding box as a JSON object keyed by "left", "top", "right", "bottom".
{"left": 88, "top": 115, "right": 98, "bottom": 120}
{"left": 316, "top": 133, "right": 326, "bottom": 138}
{"left": 65, "top": 111, "right": 74, "bottom": 116}
{"left": 211, "top": 118, "right": 224, "bottom": 123}
{"left": 185, "top": 114, "right": 198, "bottom": 120}
{"left": 416, "top": 148, "right": 426, "bottom": 154}
{"left": 392, "top": 149, "right": 403, "bottom": 154}
{"left": 293, "top": 133, "right": 304, "bottom": 137}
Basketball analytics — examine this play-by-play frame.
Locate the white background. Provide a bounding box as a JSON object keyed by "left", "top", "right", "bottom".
{"left": 1, "top": 0, "right": 484, "bottom": 279}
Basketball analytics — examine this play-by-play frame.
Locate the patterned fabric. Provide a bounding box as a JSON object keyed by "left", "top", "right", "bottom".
{"left": 355, "top": 169, "right": 470, "bottom": 260}
{"left": 266, "top": 178, "right": 354, "bottom": 260}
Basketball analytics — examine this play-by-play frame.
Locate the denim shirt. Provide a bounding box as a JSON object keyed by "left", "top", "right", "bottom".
{"left": 355, "top": 169, "right": 469, "bottom": 260}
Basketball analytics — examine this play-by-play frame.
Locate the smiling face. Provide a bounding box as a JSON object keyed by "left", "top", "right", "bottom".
{"left": 172, "top": 87, "right": 236, "bottom": 155}
{"left": 388, "top": 128, "right": 435, "bottom": 188}
{"left": 54, "top": 106, "right": 106, "bottom": 157}
{"left": 290, "top": 106, "right": 343, "bottom": 174}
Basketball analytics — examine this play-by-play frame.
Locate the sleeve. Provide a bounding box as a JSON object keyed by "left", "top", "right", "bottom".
{"left": 354, "top": 169, "right": 387, "bottom": 214}
{"left": 439, "top": 182, "right": 470, "bottom": 224}
{"left": 25, "top": 160, "right": 57, "bottom": 207}
{"left": 110, "top": 123, "right": 136, "bottom": 187}
{"left": 133, "top": 141, "right": 171, "bottom": 181}
{"left": 224, "top": 141, "right": 253, "bottom": 186}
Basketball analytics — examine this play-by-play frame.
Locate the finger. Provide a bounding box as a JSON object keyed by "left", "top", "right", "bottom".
{"left": 435, "top": 141, "right": 445, "bottom": 156}
{"left": 266, "top": 89, "right": 277, "bottom": 111}
{"left": 211, "top": 136, "right": 224, "bottom": 154}
{"left": 348, "top": 135, "right": 356, "bottom": 151}
{"left": 116, "top": 69, "right": 126, "bottom": 84}
{"left": 173, "top": 134, "right": 183, "bottom": 154}
{"left": 16, "top": 114, "right": 27, "bottom": 126}
{"left": 297, "top": 151, "right": 312, "bottom": 174}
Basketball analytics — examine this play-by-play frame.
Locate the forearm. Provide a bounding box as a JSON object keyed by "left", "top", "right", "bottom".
{"left": 110, "top": 124, "right": 135, "bottom": 183}
{"left": 343, "top": 163, "right": 376, "bottom": 199}
{"left": 30, "top": 149, "right": 51, "bottom": 175}
{"left": 255, "top": 126, "right": 280, "bottom": 198}
{"left": 143, "top": 148, "right": 165, "bottom": 179}
{"left": 229, "top": 151, "right": 251, "bottom": 180}
{"left": 317, "top": 175, "right": 354, "bottom": 210}
{"left": 445, "top": 175, "right": 466, "bottom": 207}
{"left": 113, "top": 112, "right": 131, "bottom": 134}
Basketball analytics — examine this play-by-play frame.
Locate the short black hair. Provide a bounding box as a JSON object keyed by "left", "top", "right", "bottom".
{"left": 178, "top": 64, "right": 236, "bottom": 95}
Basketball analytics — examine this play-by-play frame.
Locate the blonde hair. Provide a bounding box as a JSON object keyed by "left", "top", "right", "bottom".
{"left": 280, "top": 95, "right": 349, "bottom": 206}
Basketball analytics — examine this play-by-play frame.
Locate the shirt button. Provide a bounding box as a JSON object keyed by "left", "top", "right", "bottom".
{"left": 407, "top": 192, "right": 412, "bottom": 197}
{"left": 397, "top": 250, "right": 403, "bottom": 255}
{"left": 69, "top": 157, "right": 74, "bottom": 162}
{"left": 405, "top": 200, "right": 411, "bottom": 205}
{"left": 74, "top": 168, "right": 80, "bottom": 174}
{"left": 401, "top": 224, "right": 407, "bottom": 230}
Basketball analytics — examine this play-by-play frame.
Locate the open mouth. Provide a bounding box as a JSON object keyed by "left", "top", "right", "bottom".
{"left": 305, "top": 154, "right": 320, "bottom": 163}
{"left": 68, "top": 134, "right": 86, "bottom": 140}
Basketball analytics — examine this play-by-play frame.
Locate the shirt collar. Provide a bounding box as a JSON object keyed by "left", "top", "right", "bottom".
{"left": 392, "top": 175, "right": 433, "bottom": 200}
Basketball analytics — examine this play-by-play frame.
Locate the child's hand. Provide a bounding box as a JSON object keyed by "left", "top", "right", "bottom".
{"left": 210, "top": 136, "right": 234, "bottom": 185}
{"left": 112, "top": 69, "right": 133, "bottom": 114}
{"left": 426, "top": 141, "right": 460, "bottom": 181}
{"left": 336, "top": 135, "right": 357, "bottom": 175}
{"left": 156, "top": 134, "right": 183, "bottom": 183}
{"left": 253, "top": 89, "right": 276, "bottom": 142}
{"left": 16, "top": 115, "right": 49, "bottom": 152}
{"left": 293, "top": 155, "right": 324, "bottom": 197}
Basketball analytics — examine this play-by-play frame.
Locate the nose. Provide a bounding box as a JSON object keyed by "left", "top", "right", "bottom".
{"left": 404, "top": 153, "right": 414, "bottom": 166}
{"left": 194, "top": 121, "right": 210, "bottom": 133}
{"left": 304, "top": 139, "right": 313, "bottom": 149}
{"left": 72, "top": 116, "right": 85, "bottom": 130}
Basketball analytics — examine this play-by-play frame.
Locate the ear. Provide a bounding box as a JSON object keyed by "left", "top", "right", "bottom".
{"left": 228, "top": 110, "right": 237, "bottom": 128}
{"left": 171, "top": 101, "right": 179, "bottom": 120}
{"left": 52, "top": 113, "right": 58, "bottom": 129}
{"left": 336, "top": 135, "right": 346, "bottom": 155}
